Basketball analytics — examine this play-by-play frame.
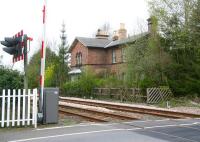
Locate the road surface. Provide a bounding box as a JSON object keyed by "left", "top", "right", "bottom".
{"left": 1, "top": 118, "right": 200, "bottom": 142}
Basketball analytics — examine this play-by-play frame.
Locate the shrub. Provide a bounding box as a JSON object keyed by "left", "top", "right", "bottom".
{"left": 0, "top": 66, "right": 23, "bottom": 93}
{"left": 63, "top": 68, "right": 102, "bottom": 98}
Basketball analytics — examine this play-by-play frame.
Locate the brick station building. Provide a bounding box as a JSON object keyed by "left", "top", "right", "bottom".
{"left": 68, "top": 20, "right": 151, "bottom": 80}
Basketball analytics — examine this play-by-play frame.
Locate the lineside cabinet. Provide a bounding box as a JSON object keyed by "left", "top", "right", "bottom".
{"left": 43, "top": 88, "right": 59, "bottom": 124}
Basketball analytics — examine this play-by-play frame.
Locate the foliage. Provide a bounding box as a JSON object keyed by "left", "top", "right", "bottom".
{"left": 0, "top": 66, "right": 23, "bottom": 93}
{"left": 148, "top": 0, "right": 200, "bottom": 96}
{"left": 57, "top": 22, "right": 70, "bottom": 89}
{"left": 28, "top": 23, "right": 70, "bottom": 89}
{"left": 28, "top": 23, "right": 69, "bottom": 90}
{"left": 45, "top": 64, "right": 56, "bottom": 87}
{"left": 100, "top": 75, "right": 124, "bottom": 88}
{"left": 124, "top": 22, "right": 170, "bottom": 92}
{"left": 27, "top": 47, "right": 59, "bottom": 88}
{"left": 157, "top": 95, "right": 200, "bottom": 108}
{"left": 125, "top": 37, "right": 149, "bottom": 88}
{"left": 63, "top": 68, "right": 102, "bottom": 97}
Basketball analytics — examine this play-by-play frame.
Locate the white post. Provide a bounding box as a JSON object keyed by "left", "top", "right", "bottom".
{"left": 17, "top": 89, "right": 21, "bottom": 126}
{"left": 7, "top": 89, "right": 10, "bottom": 127}
{"left": 34, "top": 89, "right": 38, "bottom": 128}
{"left": 32, "top": 89, "right": 35, "bottom": 125}
{"left": 27, "top": 89, "right": 31, "bottom": 125}
{"left": 12, "top": 89, "right": 16, "bottom": 126}
{"left": 1, "top": 90, "right": 5, "bottom": 127}
{"left": 147, "top": 88, "right": 149, "bottom": 103}
{"left": 22, "top": 89, "right": 26, "bottom": 125}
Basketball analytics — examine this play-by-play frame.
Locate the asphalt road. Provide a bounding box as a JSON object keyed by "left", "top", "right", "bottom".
{"left": 1, "top": 118, "right": 200, "bottom": 142}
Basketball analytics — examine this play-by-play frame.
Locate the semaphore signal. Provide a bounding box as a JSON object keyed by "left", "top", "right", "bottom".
{"left": 1, "top": 30, "right": 33, "bottom": 97}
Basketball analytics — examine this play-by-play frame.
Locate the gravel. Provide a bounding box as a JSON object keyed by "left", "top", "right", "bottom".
{"left": 60, "top": 97, "right": 200, "bottom": 115}
{"left": 171, "top": 107, "right": 200, "bottom": 115}
{"left": 59, "top": 102, "right": 114, "bottom": 113}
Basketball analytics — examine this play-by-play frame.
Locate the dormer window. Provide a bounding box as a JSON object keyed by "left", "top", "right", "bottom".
{"left": 76, "top": 52, "right": 82, "bottom": 66}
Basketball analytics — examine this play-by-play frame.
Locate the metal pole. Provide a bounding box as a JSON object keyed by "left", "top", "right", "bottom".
{"left": 39, "top": 0, "right": 47, "bottom": 113}
{"left": 23, "top": 34, "right": 28, "bottom": 94}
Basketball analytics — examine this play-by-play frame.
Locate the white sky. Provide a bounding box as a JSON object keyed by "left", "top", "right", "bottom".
{"left": 0, "top": 0, "right": 149, "bottom": 71}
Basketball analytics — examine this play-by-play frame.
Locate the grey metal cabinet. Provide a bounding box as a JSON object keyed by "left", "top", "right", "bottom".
{"left": 43, "top": 88, "right": 59, "bottom": 124}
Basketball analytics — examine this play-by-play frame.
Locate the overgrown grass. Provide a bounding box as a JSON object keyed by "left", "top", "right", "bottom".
{"left": 156, "top": 96, "right": 200, "bottom": 108}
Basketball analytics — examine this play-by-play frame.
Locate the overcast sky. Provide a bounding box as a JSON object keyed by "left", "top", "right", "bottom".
{"left": 0, "top": 0, "right": 149, "bottom": 71}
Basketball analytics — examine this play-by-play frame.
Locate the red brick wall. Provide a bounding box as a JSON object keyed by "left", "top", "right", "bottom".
{"left": 71, "top": 41, "right": 88, "bottom": 67}
{"left": 107, "top": 47, "right": 122, "bottom": 64}
{"left": 84, "top": 65, "right": 109, "bottom": 75}
{"left": 106, "top": 47, "right": 123, "bottom": 64}
{"left": 70, "top": 41, "right": 125, "bottom": 75}
{"left": 87, "top": 48, "right": 107, "bottom": 65}
{"left": 106, "top": 47, "right": 124, "bottom": 74}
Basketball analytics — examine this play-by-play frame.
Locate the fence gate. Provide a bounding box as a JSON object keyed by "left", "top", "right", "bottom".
{"left": 0, "top": 89, "right": 37, "bottom": 128}
{"left": 147, "top": 87, "right": 172, "bottom": 104}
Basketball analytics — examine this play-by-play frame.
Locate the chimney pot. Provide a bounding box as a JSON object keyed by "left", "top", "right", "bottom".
{"left": 96, "top": 29, "right": 109, "bottom": 39}
{"left": 112, "top": 31, "right": 119, "bottom": 41}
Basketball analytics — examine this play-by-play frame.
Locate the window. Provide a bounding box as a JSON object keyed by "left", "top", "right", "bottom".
{"left": 121, "top": 48, "right": 125, "bottom": 62}
{"left": 76, "top": 53, "right": 79, "bottom": 65}
{"left": 76, "top": 52, "right": 82, "bottom": 66}
{"left": 112, "top": 49, "right": 116, "bottom": 63}
{"left": 79, "top": 53, "right": 82, "bottom": 65}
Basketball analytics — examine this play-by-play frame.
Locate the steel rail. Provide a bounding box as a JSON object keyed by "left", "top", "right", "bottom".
{"left": 59, "top": 107, "right": 107, "bottom": 122}
{"left": 60, "top": 97, "right": 200, "bottom": 119}
{"left": 59, "top": 104, "right": 139, "bottom": 121}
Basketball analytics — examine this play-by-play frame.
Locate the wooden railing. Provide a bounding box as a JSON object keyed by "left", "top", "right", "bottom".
{"left": 93, "top": 87, "right": 172, "bottom": 103}
{"left": 93, "top": 88, "right": 145, "bottom": 102}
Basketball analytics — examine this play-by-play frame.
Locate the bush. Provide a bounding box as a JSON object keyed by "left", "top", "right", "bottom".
{"left": 0, "top": 66, "right": 23, "bottom": 93}
{"left": 100, "top": 76, "right": 124, "bottom": 88}
{"left": 62, "top": 67, "right": 128, "bottom": 97}
{"left": 165, "top": 62, "right": 200, "bottom": 97}
{"left": 139, "top": 77, "right": 156, "bottom": 94}
{"left": 63, "top": 68, "right": 102, "bottom": 98}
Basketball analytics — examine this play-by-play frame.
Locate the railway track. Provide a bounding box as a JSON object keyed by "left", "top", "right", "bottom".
{"left": 60, "top": 97, "right": 200, "bottom": 119}
{"left": 59, "top": 102, "right": 139, "bottom": 122}
{"left": 59, "top": 107, "right": 108, "bottom": 122}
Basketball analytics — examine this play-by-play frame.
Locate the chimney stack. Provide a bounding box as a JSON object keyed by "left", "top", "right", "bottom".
{"left": 96, "top": 29, "right": 109, "bottom": 39}
{"left": 112, "top": 31, "right": 119, "bottom": 41}
{"left": 118, "top": 23, "right": 127, "bottom": 40}
{"left": 147, "top": 18, "right": 152, "bottom": 33}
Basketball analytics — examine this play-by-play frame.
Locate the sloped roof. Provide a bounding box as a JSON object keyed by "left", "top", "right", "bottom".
{"left": 69, "top": 32, "right": 149, "bottom": 52}
{"left": 106, "top": 32, "right": 149, "bottom": 47}
{"left": 77, "top": 37, "right": 111, "bottom": 48}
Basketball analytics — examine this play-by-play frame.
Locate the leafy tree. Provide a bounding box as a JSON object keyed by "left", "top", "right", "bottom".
{"left": 125, "top": 36, "right": 149, "bottom": 88}
{"left": 125, "top": 16, "right": 170, "bottom": 91}
{"left": 45, "top": 64, "right": 56, "bottom": 87}
{"left": 28, "top": 23, "right": 70, "bottom": 90}
{"left": 190, "top": 0, "right": 200, "bottom": 62}
{"left": 27, "top": 46, "right": 59, "bottom": 88}
{"left": 0, "top": 66, "right": 23, "bottom": 93}
{"left": 148, "top": 0, "right": 200, "bottom": 96}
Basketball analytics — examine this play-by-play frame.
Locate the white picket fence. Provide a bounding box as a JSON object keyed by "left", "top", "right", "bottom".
{"left": 0, "top": 89, "right": 37, "bottom": 128}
